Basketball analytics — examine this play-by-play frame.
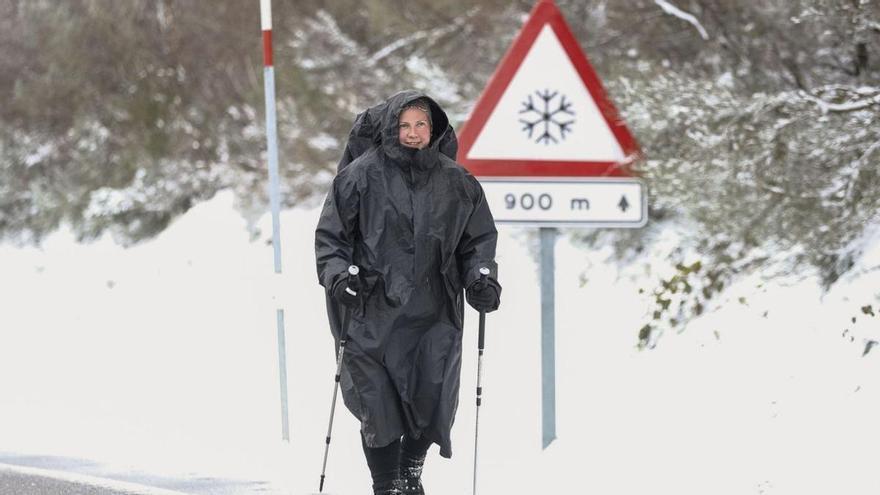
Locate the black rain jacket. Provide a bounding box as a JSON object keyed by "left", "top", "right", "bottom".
{"left": 315, "top": 90, "right": 500, "bottom": 458}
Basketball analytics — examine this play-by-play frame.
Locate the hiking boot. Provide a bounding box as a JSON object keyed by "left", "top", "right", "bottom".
{"left": 373, "top": 479, "right": 404, "bottom": 495}
{"left": 399, "top": 452, "right": 426, "bottom": 495}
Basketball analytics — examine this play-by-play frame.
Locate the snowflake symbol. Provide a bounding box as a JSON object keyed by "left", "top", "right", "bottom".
{"left": 519, "top": 90, "right": 575, "bottom": 145}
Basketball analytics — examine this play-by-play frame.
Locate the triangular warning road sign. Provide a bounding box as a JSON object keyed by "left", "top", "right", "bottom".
{"left": 458, "top": 0, "right": 640, "bottom": 177}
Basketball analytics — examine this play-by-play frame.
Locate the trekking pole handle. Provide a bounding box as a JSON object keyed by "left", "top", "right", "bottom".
{"left": 478, "top": 267, "right": 489, "bottom": 349}
{"left": 337, "top": 265, "right": 361, "bottom": 344}
{"left": 345, "top": 265, "right": 360, "bottom": 296}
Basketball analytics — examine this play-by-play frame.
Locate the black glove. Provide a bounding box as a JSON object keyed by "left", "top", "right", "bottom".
{"left": 332, "top": 272, "right": 362, "bottom": 307}
{"left": 466, "top": 278, "right": 501, "bottom": 313}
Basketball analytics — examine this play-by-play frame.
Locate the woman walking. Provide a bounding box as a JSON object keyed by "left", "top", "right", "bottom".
{"left": 315, "top": 90, "right": 501, "bottom": 494}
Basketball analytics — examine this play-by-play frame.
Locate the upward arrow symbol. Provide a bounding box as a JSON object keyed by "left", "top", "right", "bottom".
{"left": 618, "top": 195, "right": 630, "bottom": 212}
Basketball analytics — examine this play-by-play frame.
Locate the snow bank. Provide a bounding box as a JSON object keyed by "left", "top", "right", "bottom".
{"left": 1, "top": 191, "right": 878, "bottom": 494}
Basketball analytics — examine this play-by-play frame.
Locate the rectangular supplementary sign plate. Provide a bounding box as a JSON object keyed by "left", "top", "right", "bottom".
{"left": 478, "top": 177, "right": 647, "bottom": 227}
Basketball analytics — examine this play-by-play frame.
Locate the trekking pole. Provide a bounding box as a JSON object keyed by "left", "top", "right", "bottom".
{"left": 319, "top": 265, "right": 360, "bottom": 493}
{"left": 472, "top": 267, "right": 490, "bottom": 495}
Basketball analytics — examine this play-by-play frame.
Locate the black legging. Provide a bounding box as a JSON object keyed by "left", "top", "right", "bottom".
{"left": 361, "top": 433, "right": 432, "bottom": 488}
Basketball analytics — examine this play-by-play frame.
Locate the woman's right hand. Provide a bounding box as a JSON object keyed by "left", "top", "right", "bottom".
{"left": 332, "top": 267, "right": 362, "bottom": 307}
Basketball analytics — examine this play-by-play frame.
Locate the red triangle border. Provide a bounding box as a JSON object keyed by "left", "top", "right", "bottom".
{"left": 457, "top": 0, "right": 640, "bottom": 178}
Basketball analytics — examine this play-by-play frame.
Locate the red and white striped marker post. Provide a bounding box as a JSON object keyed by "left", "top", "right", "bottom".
{"left": 260, "top": 0, "right": 290, "bottom": 442}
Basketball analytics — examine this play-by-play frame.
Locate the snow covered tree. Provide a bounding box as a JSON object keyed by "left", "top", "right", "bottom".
{"left": 562, "top": 0, "right": 880, "bottom": 346}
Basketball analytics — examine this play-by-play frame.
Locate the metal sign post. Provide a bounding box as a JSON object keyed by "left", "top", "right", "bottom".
{"left": 260, "top": 0, "right": 290, "bottom": 442}
{"left": 539, "top": 227, "right": 557, "bottom": 448}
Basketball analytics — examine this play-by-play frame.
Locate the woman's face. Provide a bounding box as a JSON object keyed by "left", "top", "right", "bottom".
{"left": 398, "top": 107, "right": 431, "bottom": 150}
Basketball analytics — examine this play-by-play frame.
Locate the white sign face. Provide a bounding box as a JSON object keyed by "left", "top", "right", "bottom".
{"left": 466, "top": 25, "right": 625, "bottom": 163}
{"left": 481, "top": 178, "right": 646, "bottom": 227}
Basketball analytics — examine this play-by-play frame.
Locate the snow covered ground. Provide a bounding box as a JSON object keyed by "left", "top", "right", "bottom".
{"left": 1, "top": 190, "right": 878, "bottom": 495}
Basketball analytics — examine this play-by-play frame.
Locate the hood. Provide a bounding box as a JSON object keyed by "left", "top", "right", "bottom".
{"left": 337, "top": 90, "right": 458, "bottom": 171}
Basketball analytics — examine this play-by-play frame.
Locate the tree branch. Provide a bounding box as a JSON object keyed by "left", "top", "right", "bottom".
{"left": 803, "top": 92, "right": 880, "bottom": 113}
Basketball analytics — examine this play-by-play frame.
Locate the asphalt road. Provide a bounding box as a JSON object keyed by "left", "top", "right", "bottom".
{"left": 0, "top": 455, "right": 274, "bottom": 495}
{"left": 0, "top": 468, "right": 161, "bottom": 495}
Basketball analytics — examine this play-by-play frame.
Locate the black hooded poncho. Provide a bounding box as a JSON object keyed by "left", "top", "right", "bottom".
{"left": 315, "top": 90, "right": 499, "bottom": 458}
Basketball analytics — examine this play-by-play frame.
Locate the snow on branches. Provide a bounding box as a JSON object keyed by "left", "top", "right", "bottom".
{"left": 599, "top": 71, "right": 880, "bottom": 346}
{"left": 654, "top": 0, "right": 709, "bottom": 40}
